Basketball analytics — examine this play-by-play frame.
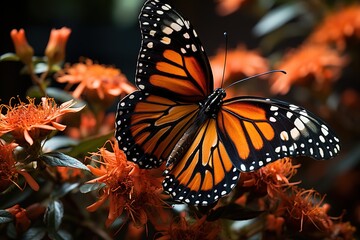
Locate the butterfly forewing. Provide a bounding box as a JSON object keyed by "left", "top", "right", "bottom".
{"left": 116, "top": 0, "right": 215, "bottom": 168}
{"left": 136, "top": 0, "right": 213, "bottom": 101}
{"left": 116, "top": 91, "right": 199, "bottom": 168}
{"left": 163, "top": 118, "right": 240, "bottom": 205}
{"left": 217, "top": 97, "right": 340, "bottom": 171}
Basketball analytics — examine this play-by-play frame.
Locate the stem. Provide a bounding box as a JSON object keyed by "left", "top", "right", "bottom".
{"left": 27, "top": 63, "right": 48, "bottom": 97}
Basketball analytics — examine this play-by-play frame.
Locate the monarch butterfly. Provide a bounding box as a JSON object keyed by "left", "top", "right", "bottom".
{"left": 115, "top": 0, "right": 340, "bottom": 206}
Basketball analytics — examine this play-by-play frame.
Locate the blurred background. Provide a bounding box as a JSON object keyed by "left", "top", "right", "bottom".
{"left": 1, "top": 0, "right": 360, "bottom": 236}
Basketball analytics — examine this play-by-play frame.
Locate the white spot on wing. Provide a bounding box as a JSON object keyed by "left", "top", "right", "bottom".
{"left": 240, "top": 164, "right": 246, "bottom": 171}
{"left": 270, "top": 106, "right": 278, "bottom": 111}
{"left": 280, "top": 131, "right": 289, "bottom": 141}
{"left": 290, "top": 128, "right": 300, "bottom": 140}
{"left": 147, "top": 42, "right": 153, "bottom": 48}
{"left": 161, "top": 36, "right": 171, "bottom": 44}
{"left": 162, "top": 26, "right": 173, "bottom": 35}
{"left": 170, "top": 22, "right": 182, "bottom": 31}
{"left": 294, "top": 118, "right": 305, "bottom": 131}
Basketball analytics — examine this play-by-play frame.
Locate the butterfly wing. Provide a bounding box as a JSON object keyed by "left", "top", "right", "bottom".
{"left": 163, "top": 118, "right": 240, "bottom": 206}
{"left": 115, "top": 0, "right": 214, "bottom": 168}
{"left": 136, "top": 0, "right": 213, "bottom": 101}
{"left": 116, "top": 91, "right": 199, "bottom": 168}
{"left": 217, "top": 97, "right": 340, "bottom": 171}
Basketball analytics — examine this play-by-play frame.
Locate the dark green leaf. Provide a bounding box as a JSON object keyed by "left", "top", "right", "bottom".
{"left": 34, "top": 62, "right": 48, "bottom": 74}
{"left": 0, "top": 53, "right": 19, "bottom": 61}
{"left": 26, "top": 87, "right": 86, "bottom": 109}
{"left": 206, "top": 203, "right": 263, "bottom": 221}
{"left": 23, "top": 227, "right": 47, "bottom": 240}
{"left": 33, "top": 62, "right": 62, "bottom": 74}
{"left": 44, "top": 200, "right": 64, "bottom": 231}
{"left": 48, "top": 230, "right": 72, "bottom": 240}
{"left": 46, "top": 87, "right": 86, "bottom": 108}
{"left": 253, "top": 2, "right": 306, "bottom": 36}
{"left": 0, "top": 187, "right": 33, "bottom": 209}
{"left": 52, "top": 183, "right": 80, "bottom": 198}
{"left": 43, "top": 136, "right": 79, "bottom": 151}
{"left": 6, "top": 222, "right": 17, "bottom": 239}
{"left": 41, "top": 152, "right": 89, "bottom": 171}
{"left": 80, "top": 182, "right": 106, "bottom": 193}
{"left": 66, "top": 131, "right": 114, "bottom": 158}
{"left": 0, "top": 210, "right": 14, "bottom": 223}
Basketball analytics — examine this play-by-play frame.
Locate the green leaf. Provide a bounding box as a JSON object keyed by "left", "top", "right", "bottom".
{"left": 66, "top": 131, "right": 114, "bottom": 158}
{"left": 0, "top": 210, "right": 14, "bottom": 223}
{"left": 41, "top": 152, "right": 89, "bottom": 171}
{"left": 52, "top": 183, "right": 80, "bottom": 199}
{"left": 26, "top": 87, "right": 86, "bottom": 108}
{"left": 0, "top": 53, "right": 20, "bottom": 61}
{"left": 34, "top": 62, "right": 49, "bottom": 74}
{"left": 48, "top": 230, "right": 72, "bottom": 240}
{"left": 206, "top": 203, "right": 264, "bottom": 221}
{"left": 0, "top": 187, "right": 33, "bottom": 209}
{"left": 43, "top": 136, "right": 79, "bottom": 151}
{"left": 46, "top": 87, "right": 86, "bottom": 108}
{"left": 44, "top": 200, "right": 64, "bottom": 231}
{"left": 23, "top": 227, "right": 47, "bottom": 240}
{"left": 253, "top": 2, "right": 307, "bottom": 36}
{"left": 80, "top": 182, "right": 106, "bottom": 193}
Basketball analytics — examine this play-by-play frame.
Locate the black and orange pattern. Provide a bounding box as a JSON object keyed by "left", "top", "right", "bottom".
{"left": 115, "top": 0, "right": 340, "bottom": 206}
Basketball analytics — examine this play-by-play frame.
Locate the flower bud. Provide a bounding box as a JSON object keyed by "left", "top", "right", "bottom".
{"left": 10, "top": 29, "right": 34, "bottom": 65}
{"left": 45, "top": 27, "right": 71, "bottom": 65}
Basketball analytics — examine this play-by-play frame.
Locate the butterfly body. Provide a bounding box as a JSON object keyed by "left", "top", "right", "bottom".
{"left": 166, "top": 88, "right": 226, "bottom": 168}
{"left": 115, "top": 0, "right": 340, "bottom": 206}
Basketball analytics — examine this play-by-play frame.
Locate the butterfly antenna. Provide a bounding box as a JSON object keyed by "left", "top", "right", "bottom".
{"left": 224, "top": 70, "right": 287, "bottom": 90}
{"left": 220, "top": 32, "right": 228, "bottom": 88}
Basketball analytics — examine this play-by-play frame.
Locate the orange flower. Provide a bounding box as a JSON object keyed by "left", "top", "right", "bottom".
{"left": 65, "top": 111, "right": 115, "bottom": 139}
{"left": 6, "top": 205, "right": 31, "bottom": 233}
{"left": 210, "top": 45, "right": 269, "bottom": 89}
{"left": 0, "top": 139, "right": 39, "bottom": 191}
{"left": 265, "top": 214, "right": 285, "bottom": 237}
{"left": 215, "top": 0, "right": 249, "bottom": 16}
{"left": 307, "top": 5, "right": 360, "bottom": 51}
{"left": 283, "top": 187, "right": 333, "bottom": 232}
{"left": 5, "top": 204, "right": 45, "bottom": 233}
{"left": 156, "top": 215, "right": 221, "bottom": 240}
{"left": 241, "top": 158, "right": 300, "bottom": 198}
{"left": 330, "top": 221, "right": 356, "bottom": 240}
{"left": 10, "top": 29, "right": 34, "bottom": 65}
{"left": 0, "top": 97, "right": 84, "bottom": 146}
{"left": 0, "top": 140, "right": 18, "bottom": 191}
{"left": 45, "top": 27, "right": 71, "bottom": 65}
{"left": 86, "top": 141, "right": 167, "bottom": 228}
{"left": 270, "top": 44, "right": 347, "bottom": 94}
{"left": 57, "top": 58, "right": 136, "bottom": 107}
{"left": 57, "top": 166, "right": 84, "bottom": 181}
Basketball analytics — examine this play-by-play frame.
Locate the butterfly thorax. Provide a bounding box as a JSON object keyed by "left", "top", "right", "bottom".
{"left": 201, "top": 88, "right": 226, "bottom": 119}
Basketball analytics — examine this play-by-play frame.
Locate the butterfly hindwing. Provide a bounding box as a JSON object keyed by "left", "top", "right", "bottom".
{"left": 163, "top": 118, "right": 240, "bottom": 205}
{"left": 217, "top": 97, "right": 340, "bottom": 171}
{"left": 136, "top": 0, "right": 213, "bottom": 102}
